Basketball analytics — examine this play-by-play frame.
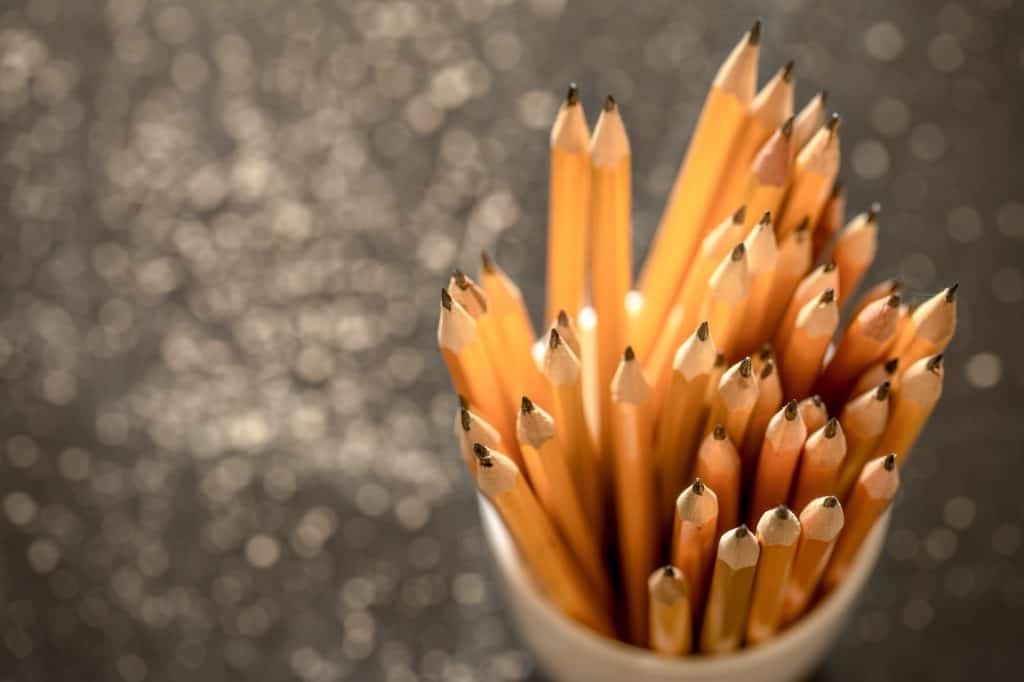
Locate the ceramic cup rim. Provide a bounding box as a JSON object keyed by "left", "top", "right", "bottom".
{"left": 479, "top": 495, "right": 891, "bottom": 674}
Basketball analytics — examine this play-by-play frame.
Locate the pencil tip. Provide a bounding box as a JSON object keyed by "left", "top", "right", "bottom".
{"left": 624, "top": 345, "right": 635, "bottom": 362}
{"left": 733, "top": 205, "right": 747, "bottom": 223}
{"left": 731, "top": 242, "right": 746, "bottom": 261}
{"left": 736, "top": 524, "right": 750, "bottom": 538}
{"left": 760, "top": 359, "right": 775, "bottom": 379}
{"left": 890, "top": 279, "right": 903, "bottom": 293}
{"left": 697, "top": 320, "right": 710, "bottom": 342}
{"left": 831, "top": 178, "right": 844, "bottom": 197}
{"left": 520, "top": 396, "right": 534, "bottom": 414}
{"left": 811, "top": 394, "right": 823, "bottom": 407}
{"left": 946, "top": 282, "right": 959, "bottom": 302}
{"left": 548, "top": 327, "right": 561, "bottom": 350}
{"left": 714, "top": 352, "right": 726, "bottom": 367}
{"left": 759, "top": 342, "right": 774, "bottom": 360}
{"left": 692, "top": 477, "right": 705, "bottom": 495}
{"left": 473, "top": 443, "right": 493, "bottom": 467}
{"left": 775, "top": 504, "right": 790, "bottom": 519}
{"left": 867, "top": 202, "right": 882, "bottom": 222}
{"left": 713, "top": 423, "right": 727, "bottom": 440}
{"left": 782, "top": 115, "right": 795, "bottom": 138}
{"left": 480, "top": 250, "right": 495, "bottom": 272}
{"left": 603, "top": 94, "right": 616, "bottom": 112}
{"left": 452, "top": 269, "right": 468, "bottom": 289}
{"left": 887, "top": 293, "right": 901, "bottom": 308}
{"left": 739, "top": 356, "right": 753, "bottom": 377}
{"left": 458, "top": 394, "right": 469, "bottom": 409}
{"left": 826, "top": 112, "right": 841, "bottom": 133}
{"left": 884, "top": 357, "right": 900, "bottom": 374}
{"left": 759, "top": 211, "right": 772, "bottom": 226}
{"left": 796, "top": 217, "right": 811, "bottom": 234}
{"left": 748, "top": 19, "right": 762, "bottom": 45}
{"left": 876, "top": 381, "right": 891, "bottom": 401}
{"left": 785, "top": 399, "right": 799, "bottom": 420}
{"left": 460, "top": 408, "right": 471, "bottom": 432}
{"left": 927, "top": 354, "right": 944, "bottom": 372}
{"left": 821, "top": 287, "right": 836, "bottom": 304}
{"left": 823, "top": 261, "right": 837, "bottom": 273}
{"left": 557, "top": 309, "right": 569, "bottom": 327}
{"left": 566, "top": 82, "right": 579, "bottom": 105}
{"left": 824, "top": 417, "right": 839, "bottom": 438}
{"left": 823, "top": 495, "right": 839, "bottom": 508}
{"left": 819, "top": 89, "right": 829, "bottom": 105}
{"left": 440, "top": 288, "right": 453, "bottom": 311}
{"left": 782, "top": 60, "right": 795, "bottom": 82}
{"left": 883, "top": 453, "right": 896, "bottom": 470}
{"left": 662, "top": 565, "right": 677, "bottom": 578}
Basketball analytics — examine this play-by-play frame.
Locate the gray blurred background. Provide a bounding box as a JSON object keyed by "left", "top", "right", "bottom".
{"left": 0, "top": 0, "right": 1021, "bottom": 680}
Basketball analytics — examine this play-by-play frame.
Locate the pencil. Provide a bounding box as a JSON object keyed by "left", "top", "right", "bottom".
{"left": 746, "top": 505, "right": 801, "bottom": 644}
{"left": 749, "top": 400, "right": 808, "bottom": 526}
{"left": 782, "top": 496, "right": 844, "bottom": 623}
{"left": 700, "top": 525, "right": 761, "bottom": 654}
{"left": 695, "top": 424, "right": 742, "bottom": 539}
{"left": 872, "top": 354, "right": 944, "bottom": 467}
{"left": 671, "top": 478, "right": 720, "bottom": 622}
{"left": 790, "top": 417, "right": 846, "bottom": 513}
{"left": 648, "top": 565, "right": 693, "bottom": 656}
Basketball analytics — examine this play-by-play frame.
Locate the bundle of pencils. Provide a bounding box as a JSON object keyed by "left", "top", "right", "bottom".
{"left": 437, "top": 21, "right": 957, "bottom": 655}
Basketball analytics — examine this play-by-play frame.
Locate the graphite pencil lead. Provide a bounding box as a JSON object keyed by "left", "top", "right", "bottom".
{"left": 692, "top": 477, "right": 706, "bottom": 495}
{"left": 760, "top": 359, "right": 775, "bottom": 379}
{"left": 824, "top": 417, "right": 839, "bottom": 438}
{"left": 624, "top": 345, "right": 636, "bottom": 361}
{"left": 566, "top": 82, "right": 579, "bottom": 105}
{"left": 946, "top": 282, "right": 959, "bottom": 302}
{"left": 473, "top": 443, "right": 494, "bottom": 467}
{"left": 774, "top": 504, "right": 790, "bottom": 519}
{"left": 782, "top": 115, "right": 795, "bottom": 137}
{"left": 820, "top": 287, "right": 836, "bottom": 304}
{"left": 826, "top": 113, "right": 841, "bottom": 133}
{"left": 739, "top": 356, "right": 753, "bottom": 377}
{"left": 867, "top": 202, "right": 882, "bottom": 222}
{"left": 460, "top": 408, "right": 471, "bottom": 432}
{"left": 784, "top": 399, "right": 799, "bottom": 420}
{"left": 883, "top": 453, "right": 896, "bottom": 470}
{"left": 520, "top": 396, "right": 535, "bottom": 414}
{"left": 819, "top": 90, "right": 829, "bottom": 105}
{"left": 732, "top": 242, "right": 747, "bottom": 261}
{"left": 480, "top": 250, "right": 495, "bottom": 273}
{"left": 823, "top": 261, "right": 837, "bottom": 273}
{"left": 823, "top": 495, "right": 839, "bottom": 508}
{"left": 927, "top": 354, "right": 944, "bottom": 372}
{"left": 713, "top": 423, "right": 727, "bottom": 440}
{"left": 884, "top": 357, "right": 900, "bottom": 374}
{"left": 875, "top": 381, "right": 891, "bottom": 401}
{"left": 760, "top": 211, "right": 772, "bottom": 225}
{"left": 830, "top": 178, "right": 844, "bottom": 197}
{"left": 440, "top": 288, "right": 453, "bottom": 311}
{"left": 557, "top": 309, "right": 569, "bottom": 327}
{"left": 736, "top": 524, "right": 751, "bottom": 538}
{"left": 733, "top": 205, "right": 748, "bottom": 223}
{"left": 603, "top": 94, "right": 616, "bottom": 111}
{"left": 782, "top": 60, "right": 795, "bottom": 82}
{"left": 549, "top": 327, "right": 561, "bottom": 349}
{"left": 749, "top": 19, "right": 762, "bottom": 45}
{"left": 697, "top": 320, "right": 710, "bottom": 342}
{"left": 759, "top": 342, "right": 774, "bottom": 360}
{"left": 887, "top": 293, "right": 901, "bottom": 307}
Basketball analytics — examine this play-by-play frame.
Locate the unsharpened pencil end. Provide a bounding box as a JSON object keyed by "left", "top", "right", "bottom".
{"left": 566, "top": 82, "right": 579, "bottom": 105}
{"left": 785, "top": 399, "right": 799, "bottom": 420}
{"left": 697, "top": 320, "right": 710, "bottom": 342}
{"left": 883, "top": 453, "right": 897, "bottom": 470}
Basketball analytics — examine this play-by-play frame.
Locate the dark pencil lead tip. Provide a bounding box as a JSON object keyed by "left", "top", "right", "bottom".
{"left": 714, "top": 352, "right": 726, "bottom": 367}
{"left": 796, "top": 217, "right": 811, "bottom": 234}
{"left": 473, "top": 443, "right": 494, "bottom": 467}
{"left": 713, "top": 423, "right": 727, "bottom": 440}
{"left": 460, "top": 408, "right": 471, "bottom": 432}
{"left": 876, "top": 381, "right": 891, "bottom": 401}
{"left": 785, "top": 399, "right": 799, "bottom": 420}
{"left": 775, "top": 504, "right": 790, "bottom": 519}
{"left": 819, "top": 89, "right": 829, "bottom": 105}
{"left": 823, "top": 261, "right": 837, "bottom": 273}
{"left": 760, "top": 359, "right": 775, "bottom": 379}
{"left": 821, "top": 288, "right": 836, "bottom": 304}
{"left": 440, "top": 288, "right": 453, "bottom": 311}
{"left": 697, "top": 320, "right": 710, "bottom": 342}
{"left": 759, "top": 211, "right": 772, "bottom": 226}
{"left": 824, "top": 417, "right": 839, "bottom": 438}
{"left": 782, "top": 60, "right": 795, "bottom": 82}
{"left": 811, "top": 394, "right": 823, "bottom": 406}
{"left": 927, "top": 354, "right": 944, "bottom": 372}
{"left": 458, "top": 394, "right": 469, "bottom": 409}
{"left": 739, "top": 356, "right": 753, "bottom": 378}
{"left": 662, "top": 565, "right": 677, "bottom": 578}
{"left": 759, "top": 342, "right": 774, "bottom": 360}
{"left": 826, "top": 112, "right": 841, "bottom": 133}
{"left": 603, "top": 94, "right": 616, "bottom": 111}
{"left": 736, "top": 524, "right": 750, "bottom": 537}
{"left": 946, "top": 282, "right": 959, "bottom": 302}
{"left": 749, "top": 19, "right": 762, "bottom": 45}
{"left": 831, "top": 178, "right": 844, "bottom": 197}
{"left": 887, "top": 293, "right": 901, "bottom": 308}
{"left": 520, "top": 396, "right": 534, "bottom": 414}
{"left": 548, "top": 327, "right": 561, "bottom": 349}
{"left": 692, "top": 477, "right": 705, "bottom": 494}
{"left": 890, "top": 279, "right": 903, "bottom": 293}
{"left": 884, "top": 357, "right": 900, "bottom": 374}
{"left": 452, "top": 269, "right": 469, "bottom": 288}
{"left": 731, "top": 242, "right": 746, "bottom": 261}
{"left": 480, "top": 250, "right": 495, "bottom": 272}
{"left": 883, "top": 453, "right": 896, "bottom": 470}
{"left": 867, "top": 202, "right": 882, "bottom": 222}
{"left": 781, "top": 115, "right": 795, "bottom": 137}
{"left": 624, "top": 345, "right": 635, "bottom": 361}
{"left": 733, "top": 205, "right": 747, "bottom": 223}
{"left": 557, "top": 309, "right": 569, "bottom": 327}
{"left": 823, "top": 496, "right": 839, "bottom": 508}
{"left": 566, "top": 82, "right": 579, "bottom": 105}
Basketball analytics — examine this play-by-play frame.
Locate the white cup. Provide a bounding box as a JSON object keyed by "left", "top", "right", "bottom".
{"left": 480, "top": 497, "right": 890, "bottom": 682}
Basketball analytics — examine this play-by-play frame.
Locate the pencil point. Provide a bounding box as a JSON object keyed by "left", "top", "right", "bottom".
{"left": 884, "top": 357, "right": 900, "bottom": 374}
{"left": 785, "top": 399, "right": 799, "bottom": 420}
{"left": 713, "top": 423, "right": 727, "bottom": 440}
{"left": 520, "top": 396, "right": 534, "bottom": 414}
{"left": 697, "top": 320, "right": 710, "bottom": 342}
{"left": 480, "top": 250, "right": 495, "bottom": 273}
{"left": 890, "top": 279, "right": 903, "bottom": 294}
{"left": 826, "top": 112, "right": 841, "bottom": 133}
{"left": 460, "top": 408, "right": 471, "bottom": 432}
{"left": 811, "top": 394, "right": 823, "bottom": 407}
{"left": 887, "top": 293, "right": 901, "bottom": 308}
{"left": 831, "top": 178, "right": 844, "bottom": 197}
{"left": 731, "top": 242, "right": 746, "bottom": 261}
{"left": 603, "top": 94, "right": 616, "bottom": 112}
{"left": 748, "top": 19, "right": 762, "bottom": 45}
{"left": 473, "top": 443, "right": 494, "bottom": 467}
{"left": 782, "top": 115, "right": 795, "bottom": 137}
{"left": 883, "top": 453, "right": 896, "bottom": 470}
{"left": 733, "top": 205, "right": 747, "bottom": 223}
{"left": 876, "top": 381, "right": 891, "bottom": 401}
{"left": 823, "top": 261, "right": 837, "bottom": 273}
{"left": 821, "top": 287, "right": 836, "bottom": 304}
{"left": 662, "top": 565, "right": 677, "bottom": 578}
{"left": 760, "top": 359, "right": 775, "bottom": 379}
{"left": 759, "top": 342, "right": 774, "bottom": 360}
{"left": 458, "top": 394, "right": 469, "bottom": 409}
{"left": 867, "top": 202, "right": 882, "bottom": 222}
{"left": 759, "top": 211, "right": 772, "bottom": 226}
{"left": 796, "top": 217, "right": 811, "bottom": 234}
{"left": 927, "top": 354, "right": 944, "bottom": 372}
{"left": 714, "top": 352, "right": 726, "bottom": 367}
{"left": 823, "top": 495, "right": 839, "bottom": 508}
{"left": 557, "top": 309, "right": 569, "bottom": 327}
{"left": 824, "top": 417, "right": 839, "bottom": 438}
{"left": 819, "top": 90, "right": 829, "bottom": 105}
{"left": 440, "top": 288, "right": 453, "bottom": 311}
{"left": 782, "top": 60, "right": 795, "bottom": 82}
{"left": 946, "top": 282, "right": 959, "bottom": 302}
{"left": 548, "top": 327, "right": 560, "bottom": 349}
{"left": 736, "top": 524, "right": 750, "bottom": 538}
{"left": 692, "top": 478, "right": 705, "bottom": 495}
{"left": 739, "top": 356, "right": 753, "bottom": 378}
{"left": 624, "top": 345, "right": 635, "bottom": 362}
{"left": 452, "top": 269, "right": 469, "bottom": 289}
{"left": 566, "top": 82, "right": 579, "bottom": 105}
{"left": 774, "top": 504, "right": 790, "bottom": 519}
